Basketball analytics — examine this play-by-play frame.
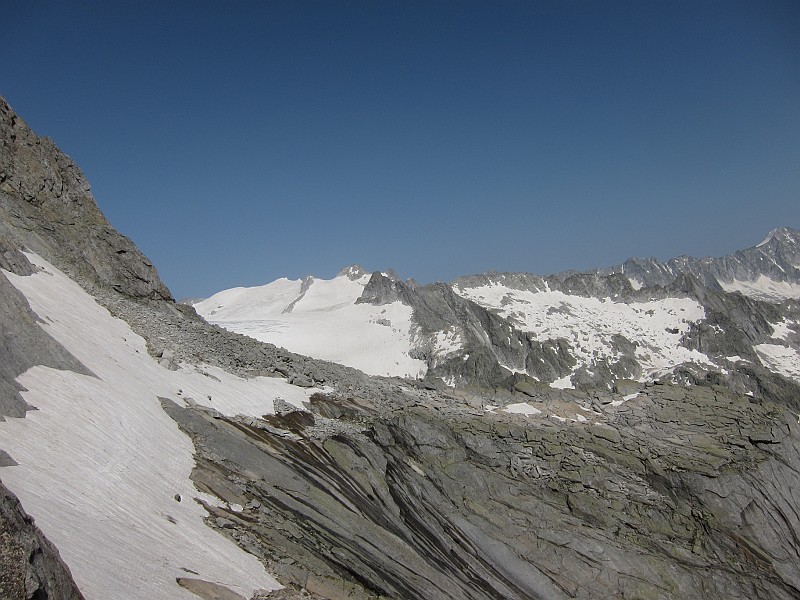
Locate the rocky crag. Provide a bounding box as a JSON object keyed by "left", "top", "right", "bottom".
{"left": 0, "top": 97, "right": 171, "bottom": 301}
{"left": 353, "top": 263, "right": 799, "bottom": 394}
{"left": 2, "top": 95, "right": 800, "bottom": 600}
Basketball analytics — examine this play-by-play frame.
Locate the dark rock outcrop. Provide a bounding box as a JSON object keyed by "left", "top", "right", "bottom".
{"left": 164, "top": 385, "right": 800, "bottom": 600}
{"left": 0, "top": 480, "right": 85, "bottom": 600}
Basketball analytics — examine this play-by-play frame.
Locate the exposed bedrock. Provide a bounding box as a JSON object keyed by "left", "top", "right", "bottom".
{"left": 165, "top": 384, "right": 800, "bottom": 600}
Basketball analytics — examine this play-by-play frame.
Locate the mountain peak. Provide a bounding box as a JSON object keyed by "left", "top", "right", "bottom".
{"left": 336, "top": 264, "right": 368, "bottom": 280}
{"left": 756, "top": 227, "right": 799, "bottom": 248}
{"left": 335, "top": 265, "right": 402, "bottom": 282}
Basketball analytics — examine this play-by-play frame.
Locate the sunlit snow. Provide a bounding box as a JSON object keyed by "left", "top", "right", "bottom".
{"left": 195, "top": 274, "right": 426, "bottom": 378}
{"left": 719, "top": 276, "right": 800, "bottom": 301}
{"left": 454, "top": 284, "right": 712, "bottom": 381}
{"left": 0, "top": 254, "right": 325, "bottom": 600}
{"left": 769, "top": 318, "right": 797, "bottom": 342}
{"left": 504, "top": 402, "right": 542, "bottom": 416}
{"left": 755, "top": 343, "right": 800, "bottom": 382}
{"left": 550, "top": 374, "right": 574, "bottom": 389}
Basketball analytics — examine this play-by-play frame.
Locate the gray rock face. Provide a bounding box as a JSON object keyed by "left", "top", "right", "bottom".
{"left": 164, "top": 384, "right": 800, "bottom": 600}
{"left": 452, "top": 270, "right": 636, "bottom": 301}
{"left": 0, "top": 249, "right": 93, "bottom": 419}
{"left": 668, "top": 273, "right": 782, "bottom": 361}
{"left": 0, "top": 96, "right": 172, "bottom": 301}
{"left": 357, "top": 273, "right": 576, "bottom": 387}
{"left": 0, "top": 480, "right": 85, "bottom": 600}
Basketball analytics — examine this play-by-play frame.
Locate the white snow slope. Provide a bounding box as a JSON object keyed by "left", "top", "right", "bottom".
{"left": 719, "top": 275, "right": 800, "bottom": 302}
{"left": 0, "top": 254, "right": 322, "bottom": 600}
{"left": 454, "top": 283, "right": 713, "bottom": 386}
{"left": 195, "top": 273, "right": 426, "bottom": 379}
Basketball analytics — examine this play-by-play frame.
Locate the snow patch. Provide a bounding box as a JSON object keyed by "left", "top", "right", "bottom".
{"left": 0, "top": 254, "right": 307, "bottom": 600}
{"left": 504, "top": 402, "right": 542, "bottom": 416}
{"left": 550, "top": 374, "right": 574, "bottom": 389}
{"left": 719, "top": 276, "right": 800, "bottom": 301}
{"left": 755, "top": 344, "right": 800, "bottom": 382}
{"left": 769, "top": 319, "right": 796, "bottom": 342}
{"left": 196, "top": 274, "right": 425, "bottom": 378}
{"left": 724, "top": 356, "right": 750, "bottom": 364}
{"left": 431, "top": 328, "right": 464, "bottom": 359}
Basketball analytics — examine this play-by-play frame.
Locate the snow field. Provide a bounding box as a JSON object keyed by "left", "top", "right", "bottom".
{"left": 0, "top": 254, "right": 324, "bottom": 600}
{"left": 719, "top": 276, "right": 800, "bottom": 301}
{"left": 752, "top": 317, "right": 800, "bottom": 382}
{"left": 454, "top": 284, "right": 711, "bottom": 386}
{"left": 196, "top": 274, "right": 426, "bottom": 378}
{"left": 755, "top": 344, "right": 800, "bottom": 382}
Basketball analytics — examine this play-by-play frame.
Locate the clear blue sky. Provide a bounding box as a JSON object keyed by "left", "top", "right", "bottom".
{"left": 4, "top": 1, "right": 799, "bottom": 299}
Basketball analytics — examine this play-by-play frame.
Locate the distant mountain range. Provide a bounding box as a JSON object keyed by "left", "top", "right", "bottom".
{"left": 595, "top": 226, "right": 800, "bottom": 301}
{"left": 194, "top": 227, "right": 800, "bottom": 392}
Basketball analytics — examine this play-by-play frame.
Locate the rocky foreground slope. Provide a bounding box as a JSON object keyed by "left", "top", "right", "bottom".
{"left": 2, "top": 95, "right": 800, "bottom": 600}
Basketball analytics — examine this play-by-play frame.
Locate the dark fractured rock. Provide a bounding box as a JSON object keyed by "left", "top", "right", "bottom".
{"left": 0, "top": 480, "right": 85, "bottom": 600}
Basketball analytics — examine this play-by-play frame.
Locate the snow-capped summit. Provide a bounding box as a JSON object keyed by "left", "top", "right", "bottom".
{"left": 194, "top": 268, "right": 425, "bottom": 378}
{"left": 336, "top": 264, "right": 369, "bottom": 280}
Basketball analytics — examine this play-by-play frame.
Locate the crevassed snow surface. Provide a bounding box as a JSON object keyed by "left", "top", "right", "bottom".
{"left": 454, "top": 284, "right": 711, "bottom": 383}
{"left": 0, "top": 254, "right": 322, "bottom": 600}
{"left": 719, "top": 276, "right": 800, "bottom": 301}
{"left": 195, "top": 275, "right": 426, "bottom": 378}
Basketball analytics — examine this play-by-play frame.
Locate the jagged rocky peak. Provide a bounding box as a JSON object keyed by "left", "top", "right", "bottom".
{"left": 592, "top": 227, "right": 800, "bottom": 301}
{"left": 0, "top": 96, "right": 172, "bottom": 301}
{"left": 758, "top": 226, "right": 800, "bottom": 249}
{"left": 355, "top": 270, "right": 414, "bottom": 305}
{"left": 336, "top": 263, "right": 403, "bottom": 282}
{"left": 452, "top": 270, "right": 548, "bottom": 293}
{"left": 336, "top": 264, "right": 368, "bottom": 280}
